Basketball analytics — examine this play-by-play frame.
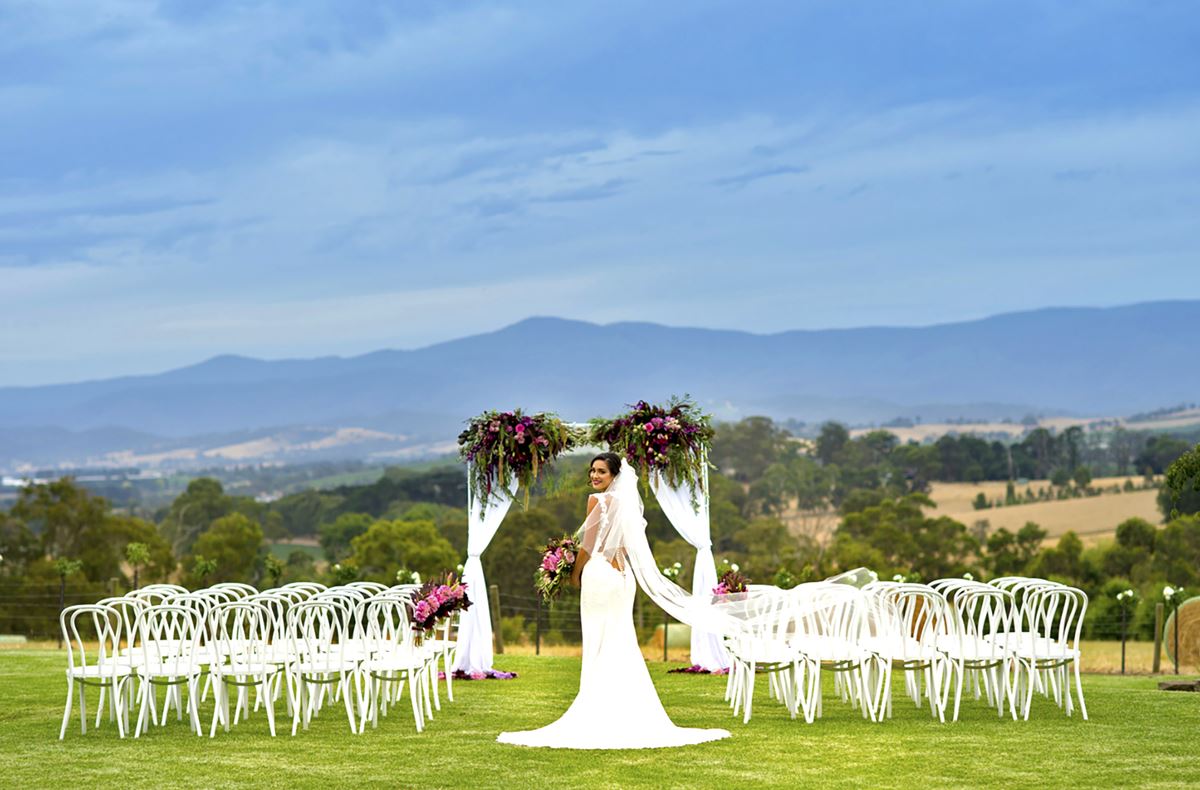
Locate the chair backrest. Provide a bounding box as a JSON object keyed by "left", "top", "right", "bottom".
{"left": 795, "top": 583, "right": 867, "bottom": 648}
{"left": 345, "top": 581, "right": 389, "bottom": 594}
{"left": 138, "top": 583, "right": 190, "bottom": 594}
{"left": 1026, "top": 585, "right": 1088, "bottom": 650}
{"left": 360, "top": 597, "right": 416, "bottom": 654}
{"left": 208, "top": 582, "right": 258, "bottom": 599}
{"left": 209, "top": 601, "right": 271, "bottom": 665}
{"left": 288, "top": 600, "right": 351, "bottom": 670}
{"left": 132, "top": 604, "right": 203, "bottom": 673}
{"left": 280, "top": 582, "right": 326, "bottom": 597}
{"left": 96, "top": 596, "right": 148, "bottom": 650}
{"left": 866, "top": 584, "right": 951, "bottom": 654}
{"left": 60, "top": 604, "right": 123, "bottom": 675}
{"left": 943, "top": 585, "right": 1013, "bottom": 658}
{"left": 126, "top": 588, "right": 175, "bottom": 606}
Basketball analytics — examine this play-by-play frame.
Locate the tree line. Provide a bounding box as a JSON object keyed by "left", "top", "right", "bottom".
{"left": 2, "top": 417, "right": 1198, "bottom": 642}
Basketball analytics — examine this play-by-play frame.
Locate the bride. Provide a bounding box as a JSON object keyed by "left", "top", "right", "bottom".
{"left": 497, "top": 452, "right": 730, "bottom": 749}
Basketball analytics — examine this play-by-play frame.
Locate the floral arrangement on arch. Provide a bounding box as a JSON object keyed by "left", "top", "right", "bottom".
{"left": 459, "top": 409, "right": 581, "bottom": 509}
{"left": 408, "top": 573, "right": 472, "bottom": 634}
{"left": 588, "top": 395, "right": 714, "bottom": 504}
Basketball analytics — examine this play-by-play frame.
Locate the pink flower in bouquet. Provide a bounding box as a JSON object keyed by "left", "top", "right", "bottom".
{"left": 713, "top": 582, "right": 729, "bottom": 596}
{"left": 563, "top": 550, "right": 575, "bottom": 564}
{"left": 515, "top": 423, "right": 525, "bottom": 433}
{"left": 414, "top": 600, "right": 433, "bottom": 623}
{"left": 644, "top": 422, "right": 655, "bottom": 432}
{"left": 425, "top": 593, "right": 441, "bottom": 611}
{"left": 541, "top": 553, "right": 558, "bottom": 572}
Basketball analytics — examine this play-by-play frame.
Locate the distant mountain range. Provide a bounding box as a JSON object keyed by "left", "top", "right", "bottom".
{"left": 3, "top": 300, "right": 1198, "bottom": 472}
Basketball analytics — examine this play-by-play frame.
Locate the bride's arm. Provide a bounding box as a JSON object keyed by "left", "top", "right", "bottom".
{"left": 570, "top": 496, "right": 600, "bottom": 587}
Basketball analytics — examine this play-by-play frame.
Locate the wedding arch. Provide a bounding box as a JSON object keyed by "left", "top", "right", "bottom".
{"left": 454, "top": 402, "right": 730, "bottom": 676}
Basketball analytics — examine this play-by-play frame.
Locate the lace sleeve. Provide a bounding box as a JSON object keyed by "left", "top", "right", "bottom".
{"left": 578, "top": 492, "right": 618, "bottom": 560}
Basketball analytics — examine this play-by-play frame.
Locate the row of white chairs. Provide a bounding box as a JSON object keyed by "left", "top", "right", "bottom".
{"left": 58, "top": 581, "right": 460, "bottom": 740}
{"left": 724, "top": 575, "right": 1088, "bottom": 725}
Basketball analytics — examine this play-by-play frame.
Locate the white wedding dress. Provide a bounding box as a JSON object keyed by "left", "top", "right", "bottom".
{"left": 497, "top": 553, "right": 729, "bottom": 749}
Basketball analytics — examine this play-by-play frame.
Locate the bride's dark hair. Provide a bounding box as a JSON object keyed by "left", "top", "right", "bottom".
{"left": 590, "top": 452, "right": 622, "bottom": 476}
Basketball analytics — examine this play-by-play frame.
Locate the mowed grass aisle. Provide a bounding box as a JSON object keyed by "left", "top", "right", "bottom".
{"left": 1, "top": 651, "right": 1197, "bottom": 789}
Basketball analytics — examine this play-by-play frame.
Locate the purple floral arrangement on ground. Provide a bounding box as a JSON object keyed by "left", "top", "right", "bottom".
{"left": 667, "top": 664, "right": 730, "bottom": 675}
{"left": 408, "top": 573, "right": 472, "bottom": 633}
{"left": 442, "top": 669, "right": 519, "bottom": 681}
{"left": 459, "top": 409, "right": 580, "bottom": 509}
{"left": 588, "top": 396, "right": 714, "bottom": 506}
{"left": 713, "top": 569, "right": 749, "bottom": 596}
{"left": 534, "top": 535, "right": 577, "bottom": 601}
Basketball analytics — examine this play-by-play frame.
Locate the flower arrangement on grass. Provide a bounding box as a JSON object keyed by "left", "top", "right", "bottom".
{"left": 534, "top": 536, "right": 578, "bottom": 601}
{"left": 459, "top": 409, "right": 580, "bottom": 509}
{"left": 408, "top": 573, "right": 472, "bottom": 634}
{"left": 588, "top": 395, "right": 714, "bottom": 506}
{"left": 713, "top": 567, "right": 748, "bottom": 596}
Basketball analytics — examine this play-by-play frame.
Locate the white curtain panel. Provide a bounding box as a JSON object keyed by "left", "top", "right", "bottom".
{"left": 454, "top": 473, "right": 519, "bottom": 674}
{"left": 651, "top": 473, "right": 730, "bottom": 670}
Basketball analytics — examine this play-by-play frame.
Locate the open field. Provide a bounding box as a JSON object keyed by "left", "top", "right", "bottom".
{"left": 929, "top": 478, "right": 1162, "bottom": 544}
{"left": 2, "top": 651, "right": 1197, "bottom": 789}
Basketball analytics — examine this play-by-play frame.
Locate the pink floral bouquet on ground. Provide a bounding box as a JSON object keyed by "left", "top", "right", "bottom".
{"left": 534, "top": 536, "right": 578, "bottom": 601}
{"left": 409, "top": 573, "right": 472, "bottom": 633}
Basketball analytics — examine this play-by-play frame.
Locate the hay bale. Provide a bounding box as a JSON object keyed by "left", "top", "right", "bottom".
{"left": 1162, "top": 595, "right": 1200, "bottom": 667}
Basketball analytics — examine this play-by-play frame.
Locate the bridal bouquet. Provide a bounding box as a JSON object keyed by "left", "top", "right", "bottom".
{"left": 459, "top": 409, "right": 581, "bottom": 509}
{"left": 409, "top": 573, "right": 472, "bottom": 633}
{"left": 588, "top": 395, "right": 714, "bottom": 506}
{"left": 534, "top": 536, "right": 578, "bottom": 601}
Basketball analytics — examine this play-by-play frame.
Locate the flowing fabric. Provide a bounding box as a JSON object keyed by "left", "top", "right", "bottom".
{"left": 454, "top": 472, "right": 518, "bottom": 675}
{"left": 651, "top": 472, "right": 729, "bottom": 670}
{"left": 497, "top": 552, "right": 729, "bottom": 749}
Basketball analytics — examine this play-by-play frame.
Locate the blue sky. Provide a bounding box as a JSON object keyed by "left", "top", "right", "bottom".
{"left": 2, "top": 1, "right": 1198, "bottom": 386}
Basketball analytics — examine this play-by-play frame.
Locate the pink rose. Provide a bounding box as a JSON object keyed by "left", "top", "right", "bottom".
{"left": 644, "top": 422, "right": 655, "bottom": 432}
{"left": 515, "top": 424, "right": 525, "bottom": 433}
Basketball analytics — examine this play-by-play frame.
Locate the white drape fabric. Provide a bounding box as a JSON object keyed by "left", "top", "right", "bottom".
{"left": 454, "top": 472, "right": 519, "bottom": 674}
{"left": 651, "top": 473, "right": 729, "bottom": 670}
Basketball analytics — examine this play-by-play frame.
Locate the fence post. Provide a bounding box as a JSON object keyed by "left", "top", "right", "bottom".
{"left": 489, "top": 584, "right": 504, "bottom": 655}
{"left": 1120, "top": 605, "right": 1127, "bottom": 675}
{"left": 1152, "top": 602, "right": 1164, "bottom": 673}
{"left": 535, "top": 596, "right": 542, "bottom": 656}
{"left": 662, "top": 608, "right": 668, "bottom": 663}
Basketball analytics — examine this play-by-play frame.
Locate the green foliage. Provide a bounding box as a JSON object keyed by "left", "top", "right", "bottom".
{"left": 1161, "top": 442, "right": 1200, "bottom": 519}
{"left": 1073, "top": 466, "right": 1093, "bottom": 489}
{"left": 348, "top": 519, "right": 459, "bottom": 584}
{"left": 712, "top": 416, "right": 796, "bottom": 482}
{"left": 186, "top": 513, "right": 264, "bottom": 585}
{"left": 834, "top": 493, "right": 979, "bottom": 579}
{"left": 318, "top": 512, "right": 373, "bottom": 562}
{"left": 985, "top": 522, "right": 1046, "bottom": 577}
{"left": 263, "top": 554, "right": 284, "bottom": 586}
{"left": 165, "top": 477, "right": 264, "bottom": 555}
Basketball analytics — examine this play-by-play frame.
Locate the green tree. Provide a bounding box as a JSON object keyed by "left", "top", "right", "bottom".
{"left": 11, "top": 478, "right": 109, "bottom": 575}
{"left": 318, "top": 512, "right": 374, "bottom": 562}
{"left": 166, "top": 478, "right": 235, "bottom": 554}
{"left": 349, "top": 519, "right": 459, "bottom": 584}
{"left": 1072, "top": 466, "right": 1092, "bottom": 489}
{"left": 1151, "top": 515, "right": 1200, "bottom": 586}
{"left": 186, "top": 513, "right": 264, "bottom": 585}
{"left": 711, "top": 417, "right": 795, "bottom": 482}
{"left": 834, "top": 493, "right": 979, "bottom": 579}
{"left": 815, "top": 422, "right": 850, "bottom": 466}
{"left": 125, "top": 542, "right": 150, "bottom": 589}
{"left": 1136, "top": 435, "right": 1190, "bottom": 476}
{"left": 1160, "top": 442, "right": 1200, "bottom": 519}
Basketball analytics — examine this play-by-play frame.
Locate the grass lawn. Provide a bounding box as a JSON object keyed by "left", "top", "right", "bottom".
{"left": 1, "top": 651, "right": 1197, "bottom": 789}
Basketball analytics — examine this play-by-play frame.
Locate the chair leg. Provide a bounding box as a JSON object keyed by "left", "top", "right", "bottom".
{"left": 59, "top": 679, "right": 73, "bottom": 740}
{"left": 78, "top": 682, "right": 88, "bottom": 735}
{"left": 264, "top": 675, "right": 278, "bottom": 737}
{"left": 342, "top": 675, "right": 358, "bottom": 734}
{"left": 1074, "top": 660, "right": 1088, "bottom": 721}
